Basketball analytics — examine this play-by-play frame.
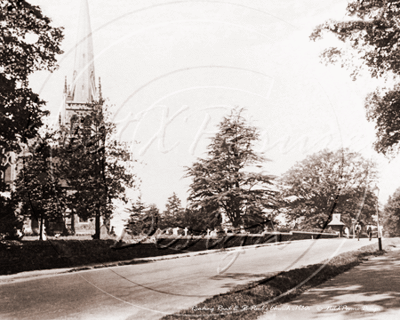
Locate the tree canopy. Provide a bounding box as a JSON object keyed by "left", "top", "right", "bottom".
{"left": 310, "top": 1, "right": 400, "bottom": 156}
{"left": 0, "top": 193, "right": 23, "bottom": 239}
{"left": 382, "top": 186, "right": 400, "bottom": 236}
{"left": 279, "top": 149, "right": 378, "bottom": 229}
{"left": 0, "top": 0, "right": 63, "bottom": 238}
{"left": 0, "top": 0, "right": 63, "bottom": 153}
{"left": 126, "top": 198, "right": 159, "bottom": 236}
{"left": 13, "top": 134, "right": 66, "bottom": 238}
{"left": 159, "top": 192, "right": 185, "bottom": 229}
{"left": 185, "top": 108, "right": 277, "bottom": 229}
{"left": 13, "top": 102, "right": 138, "bottom": 239}
{"left": 57, "top": 103, "right": 137, "bottom": 238}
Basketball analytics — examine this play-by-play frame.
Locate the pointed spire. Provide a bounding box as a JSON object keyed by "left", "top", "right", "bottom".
{"left": 98, "top": 77, "right": 102, "bottom": 101}
{"left": 63, "top": 76, "right": 68, "bottom": 95}
{"left": 70, "top": 0, "right": 96, "bottom": 103}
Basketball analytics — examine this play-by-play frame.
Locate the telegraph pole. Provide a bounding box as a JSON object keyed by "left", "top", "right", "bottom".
{"left": 375, "top": 185, "right": 383, "bottom": 251}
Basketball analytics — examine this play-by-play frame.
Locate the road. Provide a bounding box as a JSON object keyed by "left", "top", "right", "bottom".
{"left": 0, "top": 238, "right": 375, "bottom": 320}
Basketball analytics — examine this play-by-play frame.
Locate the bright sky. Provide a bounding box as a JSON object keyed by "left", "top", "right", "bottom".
{"left": 28, "top": 0, "right": 400, "bottom": 216}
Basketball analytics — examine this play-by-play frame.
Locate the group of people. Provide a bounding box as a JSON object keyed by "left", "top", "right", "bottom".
{"left": 343, "top": 224, "right": 375, "bottom": 241}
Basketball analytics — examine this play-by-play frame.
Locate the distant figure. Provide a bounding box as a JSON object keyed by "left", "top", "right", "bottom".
{"left": 378, "top": 226, "right": 384, "bottom": 239}
{"left": 355, "top": 223, "right": 361, "bottom": 241}
{"left": 344, "top": 227, "right": 350, "bottom": 239}
{"left": 367, "top": 225, "right": 372, "bottom": 241}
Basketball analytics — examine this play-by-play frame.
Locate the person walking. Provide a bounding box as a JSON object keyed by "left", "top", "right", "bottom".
{"left": 355, "top": 223, "right": 361, "bottom": 241}
{"left": 367, "top": 225, "right": 372, "bottom": 241}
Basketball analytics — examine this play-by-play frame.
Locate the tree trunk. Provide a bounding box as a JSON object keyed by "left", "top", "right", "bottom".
{"left": 39, "top": 214, "right": 43, "bottom": 241}
{"left": 93, "top": 206, "right": 101, "bottom": 239}
{"left": 71, "top": 211, "right": 75, "bottom": 234}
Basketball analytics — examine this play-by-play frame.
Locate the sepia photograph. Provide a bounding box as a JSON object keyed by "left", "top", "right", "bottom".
{"left": 1, "top": 0, "right": 400, "bottom": 319}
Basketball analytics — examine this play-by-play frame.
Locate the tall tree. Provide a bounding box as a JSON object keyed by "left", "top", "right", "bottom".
{"left": 0, "top": 0, "right": 63, "bottom": 153}
{"left": 280, "top": 149, "right": 378, "bottom": 229}
{"left": 185, "top": 108, "right": 277, "bottom": 228}
{"left": 126, "top": 201, "right": 159, "bottom": 236}
{"left": 382, "top": 187, "right": 400, "bottom": 237}
{"left": 13, "top": 134, "right": 66, "bottom": 239}
{"left": 0, "top": 0, "right": 63, "bottom": 238}
{"left": 58, "top": 102, "right": 137, "bottom": 239}
{"left": 159, "top": 192, "right": 185, "bottom": 229}
{"left": 310, "top": 1, "right": 400, "bottom": 156}
{"left": 126, "top": 197, "right": 147, "bottom": 236}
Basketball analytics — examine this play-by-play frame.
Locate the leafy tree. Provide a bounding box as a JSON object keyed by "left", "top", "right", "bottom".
{"left": 58, "top": 102, "right": 137, "bottom": 239}
{"left": 0, "top": 194, "right": 23, "bottom": 239}
{"left": 0, "top": 0, "right": 63, "bottom": 238}
{"left": 279, "top": 149, "right": 378, "bottom": 229}
{"left": 157, "top": 193, "right": 221, "bottom": 233}
{"left": 0, "top": 0, "right": 63, "bottom": 153}
{"left": 365, "top": 86, "right": 400, "bottom": 155}
{"left": 144, "top": 204, "right": 160, "bottom": 235}
{"left": 159, "top": 192, "right": 185, "bottom": 229}
{"left": 11, "top": 103, "right": 137, "bottom": 239}
{"left": 310, "top": 1, "right": 400, "bottom": 156}
{"left": 126, "top": 197, "right": 151, "bottom": 236}
{"left": 126, "top": 202, "right": 159, "bottom": 236}
{"left": 382, "top": 187, "right": 400, "bottom": 237}
{"left": 13, "top": 135, "right": 66, "bottom": 239}
{"left": 165, "top": 193, "right": 183, "bottom": 215}
{"left": 179, "top": 206, "right": 222, "bottom": 235}
{"left": 185, "top": 108, "right": 277, "bottom": 228}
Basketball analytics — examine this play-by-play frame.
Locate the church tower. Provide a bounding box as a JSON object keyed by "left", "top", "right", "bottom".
{"left": 59, "top": 0, "right": 102, "bottom": 129}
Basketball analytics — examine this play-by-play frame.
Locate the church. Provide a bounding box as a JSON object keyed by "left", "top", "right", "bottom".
{"left": 57, "top": 0, "right": 104, "bottom": 236}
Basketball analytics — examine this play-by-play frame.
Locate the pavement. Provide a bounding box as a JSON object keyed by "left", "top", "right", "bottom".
{"left": 258, "top": 240, "right": 400, "bottom": 320}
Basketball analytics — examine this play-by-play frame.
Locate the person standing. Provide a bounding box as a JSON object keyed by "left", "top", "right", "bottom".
{"left": 344, "top": 226, "right": 350, "bottom": 239}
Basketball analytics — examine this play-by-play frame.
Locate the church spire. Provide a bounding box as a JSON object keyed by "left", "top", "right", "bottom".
{"left": 63, "top": 76, "right": 68, "bottom": 95}
{"left": 70, "top": 0, "right": 96, "bottom": 103}
{"left": 98, "top": 77, "right": 102, "bottom": 101}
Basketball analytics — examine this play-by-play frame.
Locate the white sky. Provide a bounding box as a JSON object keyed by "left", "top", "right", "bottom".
{"left": 28, "top": 0, "right": 400, "bottom": 214}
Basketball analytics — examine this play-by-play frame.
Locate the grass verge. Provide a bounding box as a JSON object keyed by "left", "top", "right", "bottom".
{"left": 161, "top": 240, "right": 398, "bottom": 320}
